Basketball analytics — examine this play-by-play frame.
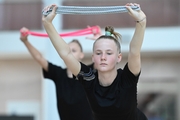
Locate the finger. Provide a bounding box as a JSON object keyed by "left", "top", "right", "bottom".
{"left": 43, "top": 6, "right": 49, "bottom": 13}
{"left": 86, "top": 36, "right": 96, "bottom": 40}
{"left": 125, "top": 3, "right": 130, "bottom": 6}
{"left": 134, "top": 3, "right": 138, "bottom": 6}
{"left": 21, "top": 31, "right": 28, "bottom": 37}
{"left": 125, "top": 5, "right": 133, "bottom": 13}
{"left": 129, "top": 3, "right": 134, "bottom": 6}
{"left": 51, "top": 4, "right": 58, "bottom": 14}
{"left": 20, "top": 28, "right": 28, "bottom": 36}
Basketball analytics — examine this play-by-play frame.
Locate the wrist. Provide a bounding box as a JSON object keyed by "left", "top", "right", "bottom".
{"left": 21, "top": 38, "right": 28, "bottom": 43}
{"left": 136, "top": 17, "right": 146, "bottom": 23}
{"left": 135, "top": 16, "right": 146, "bottom": 27}
{"left": 42, "top": 20, "right": 52, "bottom": 26}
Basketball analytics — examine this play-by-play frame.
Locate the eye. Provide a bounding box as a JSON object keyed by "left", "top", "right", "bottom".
{"left": 95, "top": 52, "right": 101, "bottom": 55}
{"left": 107, "top": 52, "right": 112, "bottom": 55}
{"left": 71, "top": 49, "right": 76, "bottom": 53}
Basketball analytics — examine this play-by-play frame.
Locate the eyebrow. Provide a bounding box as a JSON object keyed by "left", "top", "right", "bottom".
{"left": 95, "top": 49, "right": 113, "bottom": 52}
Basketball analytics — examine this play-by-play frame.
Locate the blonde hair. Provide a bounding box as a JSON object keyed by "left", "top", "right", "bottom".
{"left": 93, "top": 26, "right": 121, "bottom": 53}
{"left": 69, "top": 39, "right": 83, "bottom": 52}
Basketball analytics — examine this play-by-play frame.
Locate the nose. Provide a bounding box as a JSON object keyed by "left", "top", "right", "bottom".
{"left": 101, "top": 53, "right": 106, "bottom": 61}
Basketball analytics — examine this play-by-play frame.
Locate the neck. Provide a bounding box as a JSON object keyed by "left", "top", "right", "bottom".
{"left": 98, "top": 69, "right": 117, "bottom": 87}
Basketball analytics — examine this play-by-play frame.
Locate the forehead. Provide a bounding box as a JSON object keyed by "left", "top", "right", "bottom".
{"left": 94, "top": 39, "right": 117, "bottom": 50}
{"left": 69, "top": 42, "right": 79, "bottom": 48}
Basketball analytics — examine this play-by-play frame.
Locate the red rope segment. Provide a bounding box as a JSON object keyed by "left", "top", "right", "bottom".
{"left": 20, "top": 26, "right": 100, "bottom": 37}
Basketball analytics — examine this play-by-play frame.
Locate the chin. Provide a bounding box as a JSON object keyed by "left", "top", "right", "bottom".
{"left": 98, "top": 68, "right": 109, "bottom": 72}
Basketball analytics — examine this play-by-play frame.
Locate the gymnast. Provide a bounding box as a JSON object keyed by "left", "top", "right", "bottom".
{"left": 20, "top": 27, "right": 101, "bottom": 120}
{"left": 42, "top": 2, "right": 147, "bottom": 120}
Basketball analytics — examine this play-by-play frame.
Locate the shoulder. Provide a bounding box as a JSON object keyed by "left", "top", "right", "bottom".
{"left": 87, "top": 63, "right": 94, "bottom": 69}
{"left": 121, "top": 62, "right": 140, "bottom": 84}
{"left": 79, "top": 62, "right": 91, "bottom": 73}
{"left": 47, "top": 61, "right": 66, "bottom": 71}
{"left": 122, "top": 63, "right": 139, "bottom": 76}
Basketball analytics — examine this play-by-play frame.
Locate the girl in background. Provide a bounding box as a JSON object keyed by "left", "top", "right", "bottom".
{"left": 20, "top": 27, "right": 95, "bottom": 120}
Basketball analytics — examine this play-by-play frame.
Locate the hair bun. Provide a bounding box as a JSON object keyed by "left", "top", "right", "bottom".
{"left": 104, "top": 25, "right": 122, "bottom": 42}
{"left": 105, "top": 26, "right": 114, "bottom": 34}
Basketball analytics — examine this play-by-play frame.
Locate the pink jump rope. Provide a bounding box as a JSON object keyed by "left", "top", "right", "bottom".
{"left": 20, "top": 26, "right": 100, "bottom": 38}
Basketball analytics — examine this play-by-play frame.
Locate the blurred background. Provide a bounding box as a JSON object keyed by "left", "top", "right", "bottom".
{"left": 0, "top": 0, "right": 180, "bottom": 120}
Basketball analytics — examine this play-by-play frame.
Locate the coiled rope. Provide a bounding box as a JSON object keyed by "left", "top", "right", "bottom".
{"left": 42, "top": 6, "right": 140, "bottom": 16}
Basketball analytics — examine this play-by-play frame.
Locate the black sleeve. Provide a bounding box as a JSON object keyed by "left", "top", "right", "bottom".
{"left": 42, "top": 62, "right": 64, "bottom": 82}
{"left": 121, "top": 63, "right": 141, "bottom": 87}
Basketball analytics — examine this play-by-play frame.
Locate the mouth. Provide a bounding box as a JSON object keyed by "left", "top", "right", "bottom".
{"left": 100, "top": 63, "right": 107, "bottom": 65}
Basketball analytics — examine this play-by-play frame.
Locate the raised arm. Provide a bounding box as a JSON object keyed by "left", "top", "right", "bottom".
{"left": 42, "top": 4, "right": 80, "bottom": 76}
{"left": 125, "top": 3, "right": 146, "bottom": 75}
{"left": 20, "top": 27, "right": 48, "bottom": 71}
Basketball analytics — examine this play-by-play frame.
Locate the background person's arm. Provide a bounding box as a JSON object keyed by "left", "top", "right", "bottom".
{"left": 20, "top": 27, "right": 48, "bottom": 71}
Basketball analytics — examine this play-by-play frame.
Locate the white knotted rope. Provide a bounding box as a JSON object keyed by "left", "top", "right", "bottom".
{"left": 42, "top": 6, "right": 140, "bottom": 16}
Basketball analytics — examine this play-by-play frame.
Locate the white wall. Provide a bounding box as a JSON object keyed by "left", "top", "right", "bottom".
{"left": 0, "top": 26, "right": 180, "bottom": 120}
{"left": 1, "top": 27, "right": 180, "bottom": 55}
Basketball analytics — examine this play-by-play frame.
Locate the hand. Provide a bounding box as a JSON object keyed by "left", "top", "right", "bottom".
{"left": 86, "top": 25, "right": 102, "bottom": 40}
{"left": 125, "top": 3, "right": 146, "bottom": 23}
{"left": 20, "top": 27, "right": 29, "bottom": 42}
{"left": 42, "top": 4, "right": 58, "bottom": 23}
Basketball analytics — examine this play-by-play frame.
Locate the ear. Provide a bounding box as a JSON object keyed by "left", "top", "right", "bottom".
{"left": 117, "top": 53, "right": 122, "bottom": 63}
{"left": 92, "top": 54, "right": 94, "bottom": 63}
